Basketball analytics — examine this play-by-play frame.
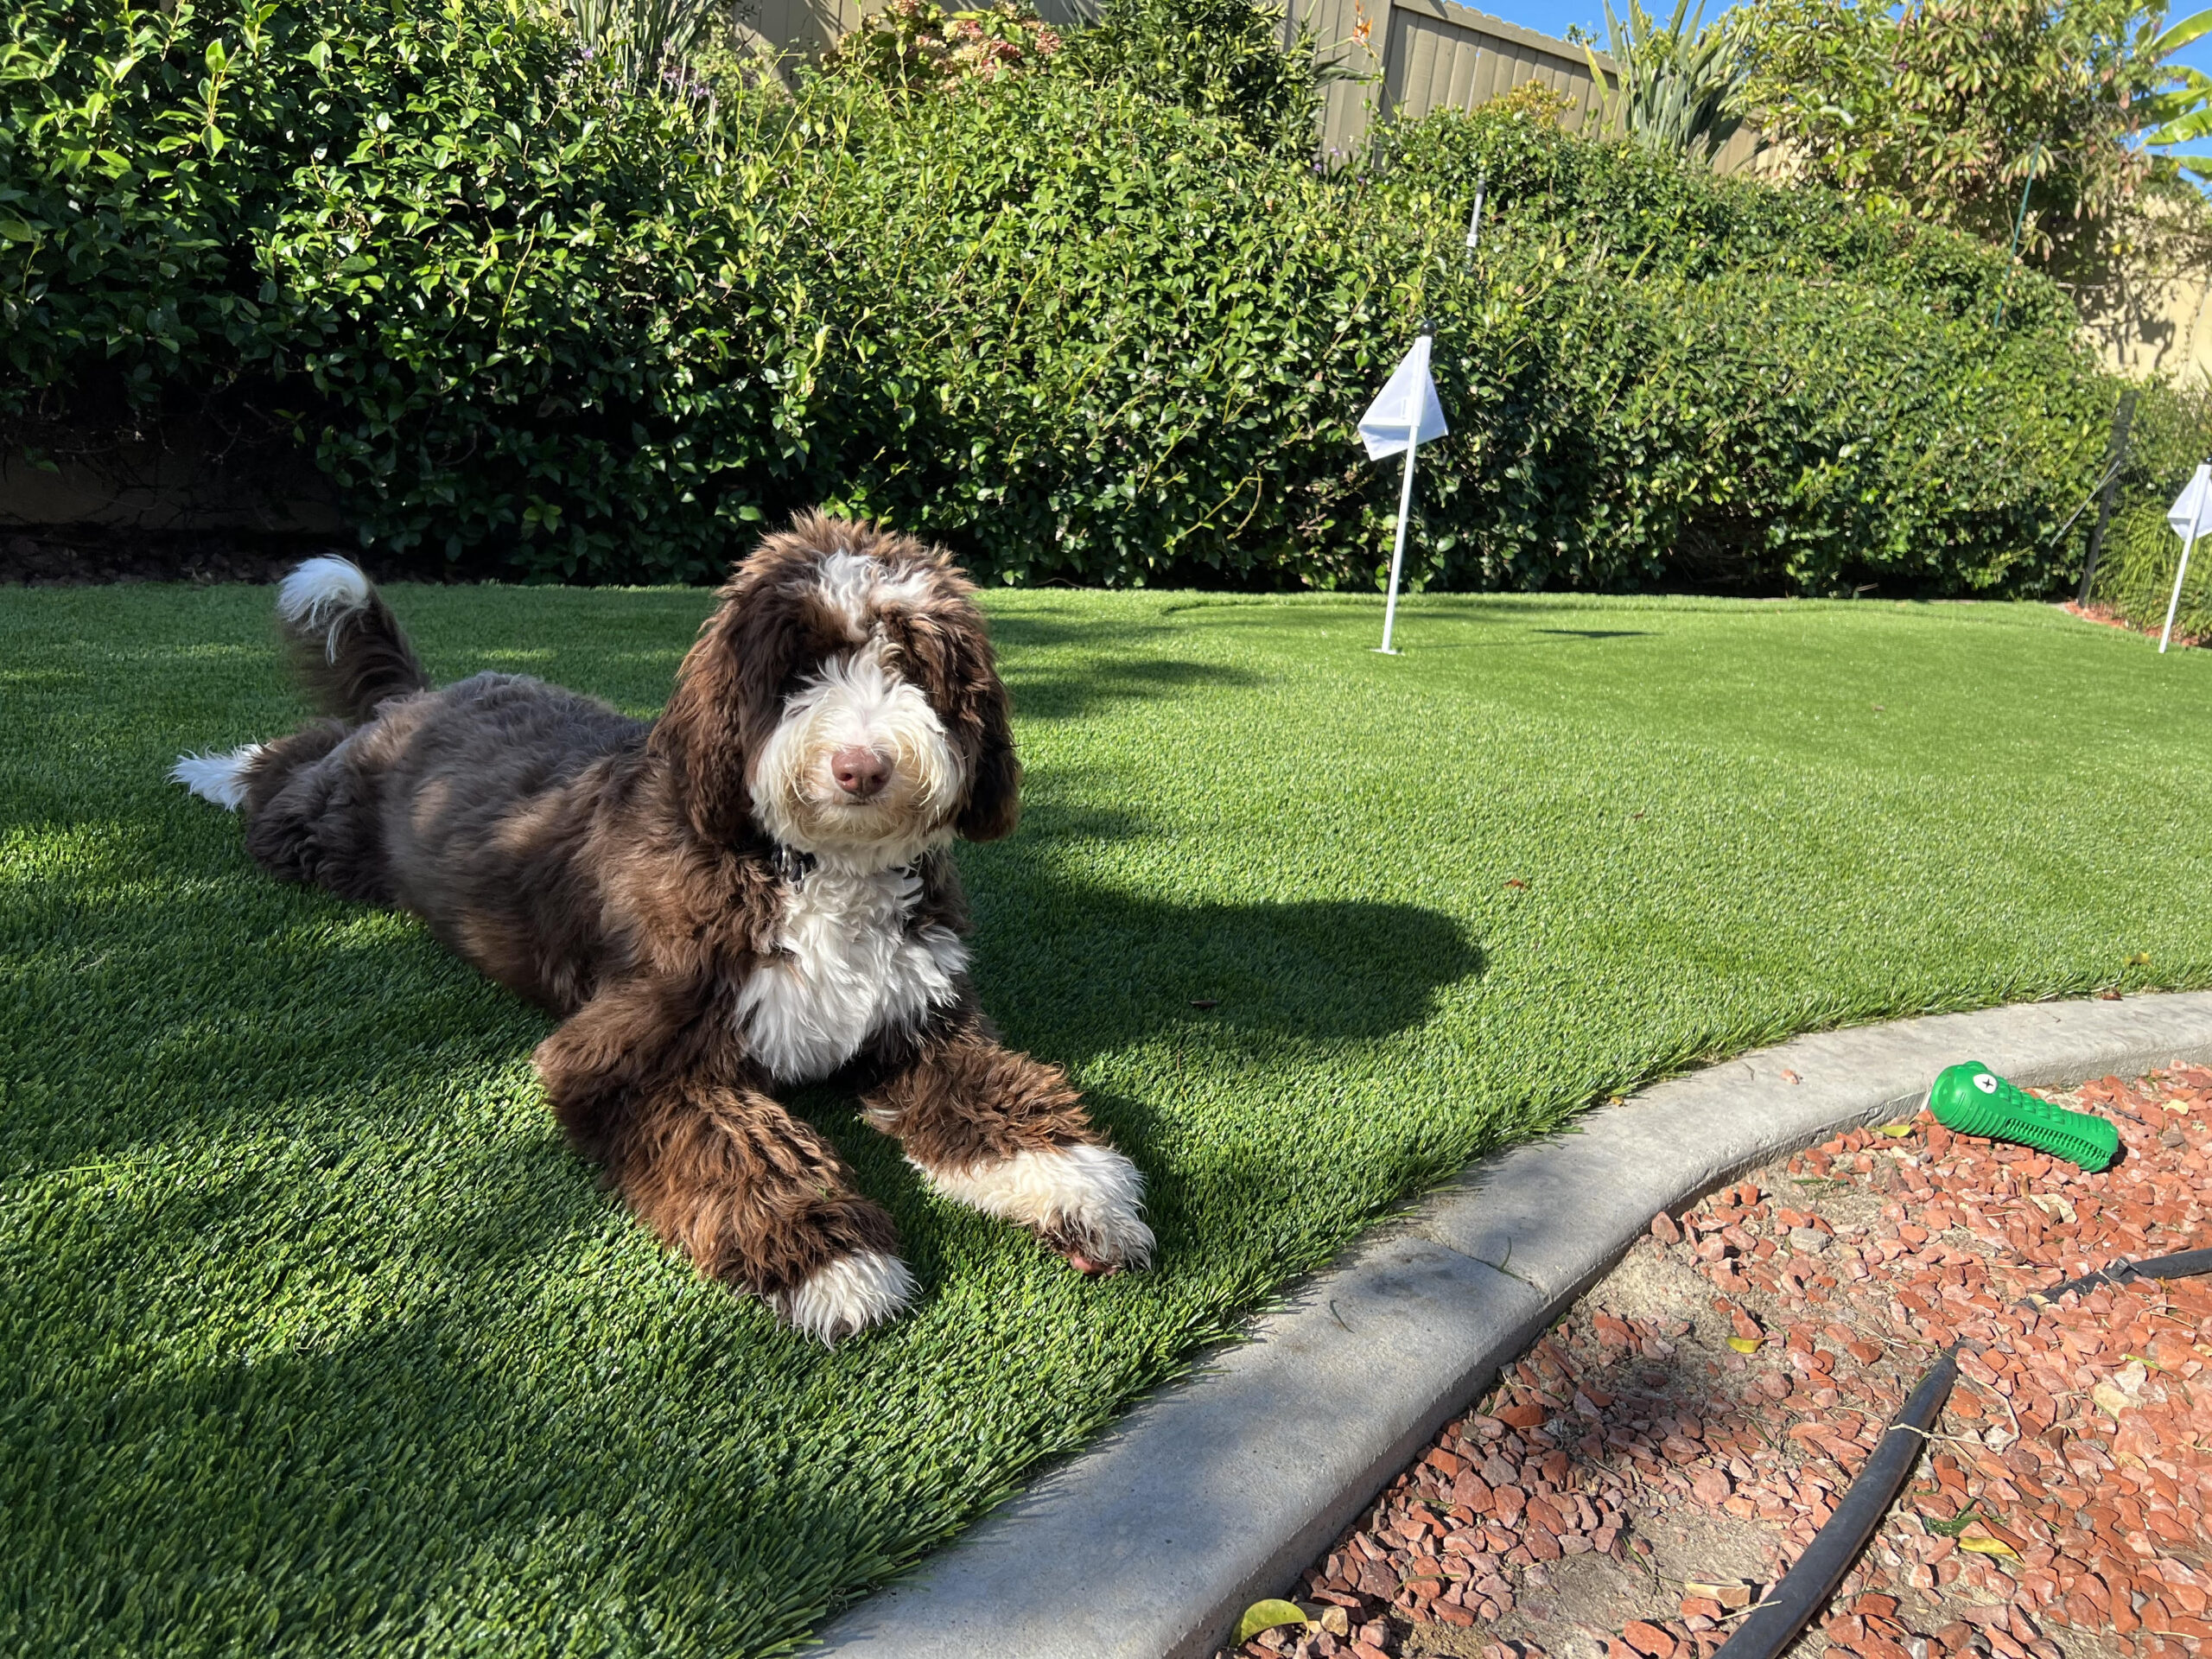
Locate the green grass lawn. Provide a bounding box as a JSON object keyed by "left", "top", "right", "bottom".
{"left": 5, "top": 584, "right": 2210, "bottom": 1657}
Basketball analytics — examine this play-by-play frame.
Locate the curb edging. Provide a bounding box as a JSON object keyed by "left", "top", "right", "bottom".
{"left": 813, "top": 991, "right": 2212, "bottom": 1659}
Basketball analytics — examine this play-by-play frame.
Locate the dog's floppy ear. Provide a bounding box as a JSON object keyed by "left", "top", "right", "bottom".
{"left": 942, "top": 619, "right": 1026, "bottom": 844}
{"left": 876, "top": 552, "right": 1022, "bottom": 842}
{"left": 957, "top": 664, "right": 1021, "bottom": 842}
{"left": 882, "top": 550, "right": 1023, "bottom": 843}
{"left": 651, "top": 568, "right": 797, "bottom": 844}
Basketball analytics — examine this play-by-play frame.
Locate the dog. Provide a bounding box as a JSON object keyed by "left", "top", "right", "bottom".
{"left": 171, "top": 513, "right": 1153, "bottom": 1344}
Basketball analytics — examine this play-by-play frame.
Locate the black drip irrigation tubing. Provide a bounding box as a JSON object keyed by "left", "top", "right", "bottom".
{"left": 1712, "top": 1248, "right": 2212, "bottom": 1659}
{"left": 2024, "top": 1247, "right": 2212, "bottom": 1304}
{"left": 1716, "top": 1352, "right": 1959, "bottom": 1659}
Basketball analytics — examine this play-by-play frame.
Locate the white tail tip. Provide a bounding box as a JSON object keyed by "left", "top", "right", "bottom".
{"left": 169, "top": 743, "right": 265, "bottom": 811}
{"left": 276, "top": 556, "right": 372, "bottom": 652}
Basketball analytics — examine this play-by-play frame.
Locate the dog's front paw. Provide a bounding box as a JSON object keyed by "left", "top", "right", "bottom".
{"left": 921, "top": 1141, "right": 1154, "bottom": 1275}
{"left": 772, "top": 1249, "right": 917, "bottom": 1346}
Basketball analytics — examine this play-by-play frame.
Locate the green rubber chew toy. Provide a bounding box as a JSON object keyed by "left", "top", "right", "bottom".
{"left": 1924, "top": 1061, "right": 2120, "bottom": 1173}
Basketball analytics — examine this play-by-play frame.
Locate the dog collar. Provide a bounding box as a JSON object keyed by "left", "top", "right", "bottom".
{"left": 768, "top": 846, "right": 925, "bottom": 885}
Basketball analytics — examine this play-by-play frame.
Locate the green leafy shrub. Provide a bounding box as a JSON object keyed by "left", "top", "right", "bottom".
{"left": 1732, "top": 0, "right": 2168, "bottom": 275}
{"left": 822, "top": 0, "right": 1062, "bottom": 93}
{"left": 1368, "top": 103, "right": 2079, "bottom": 335}
{"left": 0, "top": 2, "right": 2122, "bottom": 594}
{"left": 1, "top": 0, "right": 829, "bottom": 579}
{"left": 1055, "top": 0, "right": 1362, "bottom": 157}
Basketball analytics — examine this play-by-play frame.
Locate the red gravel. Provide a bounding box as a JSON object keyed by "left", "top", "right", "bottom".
{"left": 2060, "top": 601, "right": 2209, "bottom": 651}
{"left": 1222, "top": 1066, "right": 2212, "bottom": 1659}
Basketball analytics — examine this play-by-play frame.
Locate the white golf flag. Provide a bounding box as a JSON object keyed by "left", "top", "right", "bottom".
{"left": 1362, "top": 327, "right": 1448, "bottom": 654}
{"left": 2161, "top": 462, "right": 2212, "bottom": 653}
{"left": 1358, "top": 334, "right": 1448, "bottom": 461}
{"left": 2170, "top": 464, "right": 2212, "bottom": 539}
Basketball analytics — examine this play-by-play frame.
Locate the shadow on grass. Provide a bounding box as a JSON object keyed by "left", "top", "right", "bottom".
{"left": 10, "top": 798, "right": 1484, "bottom": 1166}
{"left": 966, "top": 870, "right": 1484, "bottom": 1058}
{"left": 5, "top": 782, "right": 1486, "bottom": 1655}
{"left": 988, "top": 611, "right": 1269, "bottom": 721}
{"left": 1, "top": 1254, "right": 889, "bottom": 1656}
{"left": 1007, "top": 655, "right": 1268, "bottom": 722}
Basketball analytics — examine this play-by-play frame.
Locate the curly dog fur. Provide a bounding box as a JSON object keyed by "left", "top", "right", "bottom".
{"left": 172, "top": 515, "right": 1152, "bottom": 1343}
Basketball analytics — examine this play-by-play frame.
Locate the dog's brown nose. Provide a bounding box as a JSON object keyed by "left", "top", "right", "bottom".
{"left": 831, "top": 746, "right": 893, "bottom": 799}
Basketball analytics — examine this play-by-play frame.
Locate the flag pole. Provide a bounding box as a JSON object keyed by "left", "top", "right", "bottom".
{"left": 2161, "top": 469, "right": 2208, "bottom": 654}
{"left": 1375, "top": 319, "right": 1435, "bottom": 657}
{"left": 1376, "top": 426, "right": 1419, "bottom": 655}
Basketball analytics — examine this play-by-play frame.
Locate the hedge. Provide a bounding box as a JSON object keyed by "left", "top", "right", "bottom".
{"left": 0, "top": 0, "right": 2126, "bottom": 594}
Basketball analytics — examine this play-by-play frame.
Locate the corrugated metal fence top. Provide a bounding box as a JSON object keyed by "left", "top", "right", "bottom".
{"left": 1399, "top": 0, "right": 1611, "bottom": 72}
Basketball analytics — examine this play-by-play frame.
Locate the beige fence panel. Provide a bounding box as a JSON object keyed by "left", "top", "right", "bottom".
{"left": 1380, "top": 0, "right": 1607, "bottom": 131}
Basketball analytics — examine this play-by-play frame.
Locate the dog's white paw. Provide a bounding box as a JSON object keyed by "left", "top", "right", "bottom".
{"left": 775, "top": 1249, "right": 916, "bottom": 1346}
{"left": 919, "top": 1142, "right": 1155, "bottom": 1273}
{"left": 168, "top": 744, "right": 266, "bottom": 811}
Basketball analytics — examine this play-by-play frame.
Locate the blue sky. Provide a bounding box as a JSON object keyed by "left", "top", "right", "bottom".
{"left": 1485, "top": 0, "right": 2212, "bottom": 156}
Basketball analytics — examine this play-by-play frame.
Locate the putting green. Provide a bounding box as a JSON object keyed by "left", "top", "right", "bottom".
{"left": 4, "top": 584, "right": 2207, "bottom": 1657}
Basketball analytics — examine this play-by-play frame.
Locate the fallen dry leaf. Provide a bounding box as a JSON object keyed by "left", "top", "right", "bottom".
{"left": 1234, "top": 1599, "right": 1307, "bottom": 1643}
{"left": 1684, "top": 1580, "right": 1757, "bottom": 1611}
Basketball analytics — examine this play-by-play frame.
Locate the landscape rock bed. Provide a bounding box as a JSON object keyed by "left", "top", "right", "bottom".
{"left": 1224, "top": 1066, "right": 2212, "bottom": 1659}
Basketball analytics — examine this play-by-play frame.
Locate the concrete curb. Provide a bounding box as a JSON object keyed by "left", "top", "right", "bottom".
{"left": 812, "top": 991, "right": 2212, "bottom": 1659}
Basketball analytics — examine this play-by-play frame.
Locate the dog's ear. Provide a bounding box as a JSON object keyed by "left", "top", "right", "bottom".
{"left": 875, "top": 556, "right": 1022, "bottom": 842}
{"left": 651, "top": 569, "right": 798, "bottom": 844}
{"left": 956, "top": 664, "right": 1021, "bottom": 842}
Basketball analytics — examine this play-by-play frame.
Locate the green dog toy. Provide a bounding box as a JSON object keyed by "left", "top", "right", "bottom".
{"left": 1924, "top": 1061, "right": 2120, "bottom": 1173}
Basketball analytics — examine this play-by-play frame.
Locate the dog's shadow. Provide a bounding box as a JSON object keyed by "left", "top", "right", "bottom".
{"left": 965, "top": 872, "right": 1482, "bottom": 1060}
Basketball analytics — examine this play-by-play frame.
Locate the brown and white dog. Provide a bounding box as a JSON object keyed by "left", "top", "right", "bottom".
{"left": 171, "top": 514, "right": 1152, "bottom": 1343}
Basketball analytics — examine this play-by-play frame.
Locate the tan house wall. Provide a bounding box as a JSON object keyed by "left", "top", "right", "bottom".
{"left": 2078, "top": 266, "right": 2212, "bottom": 387}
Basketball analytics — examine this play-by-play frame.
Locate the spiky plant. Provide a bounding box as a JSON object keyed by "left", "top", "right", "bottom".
{"left": 1586, "top": 0, "right": 1749, "bottom": 165}
{"left": 548, "top": 0, "right": 719, "bottom": 88}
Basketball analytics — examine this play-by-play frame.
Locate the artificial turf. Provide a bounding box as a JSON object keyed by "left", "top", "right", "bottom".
{"left": 4, "top": 584, "right": 2209, "bottom": 1657}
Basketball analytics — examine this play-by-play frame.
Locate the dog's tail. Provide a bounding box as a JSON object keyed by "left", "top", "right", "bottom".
{"left": 276, "top": 556, "right": 429, "bottom": 723}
